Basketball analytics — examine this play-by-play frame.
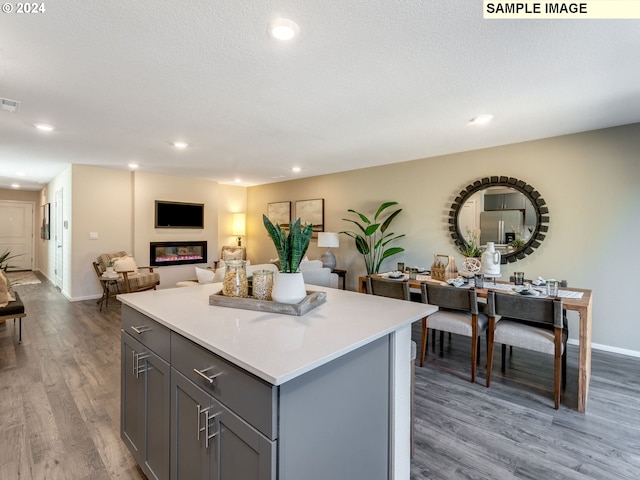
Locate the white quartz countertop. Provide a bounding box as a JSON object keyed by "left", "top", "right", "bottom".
{"left": 118, "top": 284, "right": 437, "bottom": 385}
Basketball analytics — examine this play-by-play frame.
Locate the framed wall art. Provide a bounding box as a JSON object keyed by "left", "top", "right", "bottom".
{"left": 41, "top": 203, "right": 50, "bottom": 240}
{"left": 267, "top": 201, "right": 291, "bottom": 227}
{"left": 295, "top": 198, "right": 324, "bottom": 232}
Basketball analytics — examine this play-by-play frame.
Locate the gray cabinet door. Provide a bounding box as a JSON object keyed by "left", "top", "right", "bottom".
{"left": 171, "top": 370, "right": 275, "bottom": 480}
{"left": 121, "top": 333, "right": 145, "bottom": 462}
{"left": 171, "top": 370, "right": 215, "bottom": 480}
{"left": 145, "top": 349, "right": 171, "bottom": 480}
{"left": 121, "top": 332, "right": 170, "bottom": 480}
{"left": 216, "top": 397, "right": 276, "bottom": 480}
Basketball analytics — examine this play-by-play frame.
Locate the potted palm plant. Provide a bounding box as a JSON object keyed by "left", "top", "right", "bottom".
{"left": 0, "top": 250, "right": 21, "bottom": 272}
{"left": 340, "top": 201, "right": 405, "bottom": 274}
{"left": 263, "top": 215, "right": 314, "bottom": 304}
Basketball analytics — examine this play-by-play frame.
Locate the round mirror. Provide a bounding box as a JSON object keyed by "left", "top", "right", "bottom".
{"left": 448, "top": 176, "right": 549, "bottom": 263}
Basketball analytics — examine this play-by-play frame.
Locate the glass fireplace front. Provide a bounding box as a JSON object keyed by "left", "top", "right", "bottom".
{"left": 150, "top": 241, "right": 207, "bottom": 267}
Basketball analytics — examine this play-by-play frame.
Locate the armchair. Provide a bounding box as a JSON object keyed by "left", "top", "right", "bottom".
{"left": 93, "top": 251, "right": 160, "bottom": 310}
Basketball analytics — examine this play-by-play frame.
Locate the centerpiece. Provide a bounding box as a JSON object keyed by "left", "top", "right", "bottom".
{"left": 263, "top": 215, "right": 314, "bottom": 304}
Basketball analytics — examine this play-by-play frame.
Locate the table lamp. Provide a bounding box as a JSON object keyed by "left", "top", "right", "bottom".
{"left": 318, "top": 232, "right": 339, "bottom": 271}
{"left": 232, "top": 213, "right": 246, "bottom": 246}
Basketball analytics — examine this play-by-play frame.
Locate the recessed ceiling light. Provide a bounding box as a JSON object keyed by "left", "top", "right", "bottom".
{"left": 291, "top": 166, "right": 301, "bottom": 173}
{"left": 234, "top": 178, "right": 242, "bottom": 184}
{"left": 128, "top": 163, "right": 139, "bottom": 169}
{"left": 16, "top": 171, "right": 26, "bottom": 176}
{"left": 468, "top": 115, "right": 494, "bottom": 126}
{"left": 34, "top": 123, "right": 54, "bottom": 131}
{"left": 267, "top": 18, "right": 300, "bottom": 40}
{"left": 173, "top": 141, "right": 188, "bottom": 149}
{"left": 11, "top": 183, "right": 20, "bottom": 189}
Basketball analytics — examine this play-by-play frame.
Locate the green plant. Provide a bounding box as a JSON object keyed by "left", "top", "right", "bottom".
{"left": 263, "top": 215, "right": 314, "bottom": 273}
{"left": 340, "top": 201, "right": 405, "bottom": 274}
{"left": 508, "top": 238, "right": 526, "bottom": 249}
{"left": 460, "top": 226, "right": 482, "bottom": 258}
{"left": 0, "top": 249, "right": 21, "bottom": 272}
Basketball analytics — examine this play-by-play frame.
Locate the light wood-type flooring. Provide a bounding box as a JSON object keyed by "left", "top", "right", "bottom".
{"left": 1, "top": 275, "right": 639, "bottom": 479}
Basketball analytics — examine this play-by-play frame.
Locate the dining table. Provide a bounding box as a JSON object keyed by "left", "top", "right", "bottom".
{"left": 359, "top": 274, "right": 594, "bottom": 413}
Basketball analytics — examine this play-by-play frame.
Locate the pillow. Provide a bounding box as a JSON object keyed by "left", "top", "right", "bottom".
{"left": 213, "top": 267, "right": 226, "bottom": 283}
{"left": 0, "top": 270, "right": 7, "bottom": 286}
{"left": 222, "top": 249, "right": 244, "bottom": 261}
{"left": 114, "top": 255, "right": 138, "bottom": 273}
{"left": 195, "top": 267, "right": 215, "bottom": 284}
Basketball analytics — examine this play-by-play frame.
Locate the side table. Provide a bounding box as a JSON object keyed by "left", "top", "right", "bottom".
{"left": 332, "top": 269, "right": 347, "bottom": 290}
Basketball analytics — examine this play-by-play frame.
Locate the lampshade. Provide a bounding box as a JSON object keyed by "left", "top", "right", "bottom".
{"left": 318, "top": 232, "right": 339, "bottom": 248}
{"left": 232, "top": 213, "right": 246, "bottom": 236}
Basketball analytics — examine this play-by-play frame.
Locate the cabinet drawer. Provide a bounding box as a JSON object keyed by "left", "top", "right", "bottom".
{"left": 122, "top": 305, "right": 170, "bottom": 361}
{"left": 171, "top": 332, "right": 277, "bottom": 440}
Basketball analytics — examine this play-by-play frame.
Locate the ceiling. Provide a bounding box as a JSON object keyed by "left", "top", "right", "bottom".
{"left": 1, "top": 1, "right": 639, "bottom": 191}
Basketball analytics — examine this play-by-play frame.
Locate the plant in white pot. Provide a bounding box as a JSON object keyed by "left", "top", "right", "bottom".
{"left": 263, "top": 215, "right": 314, "bottom": 304}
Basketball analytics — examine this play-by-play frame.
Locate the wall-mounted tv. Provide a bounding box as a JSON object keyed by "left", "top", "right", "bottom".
{"left": 155, "top": 200, "right": 204, "bottom": 229}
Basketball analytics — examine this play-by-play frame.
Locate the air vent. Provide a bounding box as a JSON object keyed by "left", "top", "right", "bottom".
{"left": 1, "top": 97, "right": 21, "bottom": 113}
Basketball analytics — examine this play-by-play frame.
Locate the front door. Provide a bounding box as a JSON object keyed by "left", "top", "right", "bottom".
{"left": 0, "top": 200, "right": 34, "bottom": 270}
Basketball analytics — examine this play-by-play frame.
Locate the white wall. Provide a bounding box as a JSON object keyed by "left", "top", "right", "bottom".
{"left": 41, "top": 167, "right": 73, "bottom": 298}
{"left": 69, "top": 165, "right": 133, "bottom": 300}
{"left": 247, "top": 123, "right": 640, "bottom": 355}
{"left": 132, "top": 171, "right": 246, "bottom": 288}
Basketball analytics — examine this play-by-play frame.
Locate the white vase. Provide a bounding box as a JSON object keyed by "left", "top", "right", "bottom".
{"left": 480, "top": 242, "right": 501, "bottom": 275}
{"left": 271, "top": 272, "right": 307, "bottom": 304}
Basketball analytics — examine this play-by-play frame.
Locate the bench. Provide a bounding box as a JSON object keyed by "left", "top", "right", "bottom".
{"left": 0, "top": 291, "right": 26, "bottom": 343}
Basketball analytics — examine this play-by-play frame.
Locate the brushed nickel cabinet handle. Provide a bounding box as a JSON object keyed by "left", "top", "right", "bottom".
{"left": 130, "top": 325, "right": 151, "bottom": 334}
{"left": 204, "top": 410, "right": 221, "bottom": 449}
{"left": 193, "top": 367, "right": 222, "bottom": 384}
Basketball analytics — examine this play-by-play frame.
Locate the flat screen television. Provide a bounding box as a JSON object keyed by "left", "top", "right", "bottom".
{"left": 155, "top": 200, "right": 204, "bottom": 229}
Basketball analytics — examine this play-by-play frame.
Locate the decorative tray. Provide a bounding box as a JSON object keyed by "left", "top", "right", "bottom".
{"left": 209, "top": 290, "right": 327, "bottom": 316}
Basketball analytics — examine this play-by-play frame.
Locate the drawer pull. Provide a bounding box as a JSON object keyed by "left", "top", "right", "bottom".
{"left": 196, "top": 405, "right": 221, "bottom": 448}
{"left": 132, "top": 351, "right": 150, "bottom": 378}
{"left": 130, "top": 325, "right": 151, "bottom": 334}
{"left": 193, "top": 366, "right": 222, "bottom": 384}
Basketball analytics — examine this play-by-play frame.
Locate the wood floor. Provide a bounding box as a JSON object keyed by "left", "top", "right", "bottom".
{"left": 1, "top": 275, "right": 639, "bottom": 479}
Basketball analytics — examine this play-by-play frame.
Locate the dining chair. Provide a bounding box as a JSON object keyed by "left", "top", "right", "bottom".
{"left": 365, "top": 275, "right": 417, "bottom": 457}
{"left": 419, "top": 283, "right": 487, "bottom": 383}
{"left": 501, "top": 280, "right": 569, "bottom": 378}
{"left": 486, "top": 291, "right": 567, "bottom": 409}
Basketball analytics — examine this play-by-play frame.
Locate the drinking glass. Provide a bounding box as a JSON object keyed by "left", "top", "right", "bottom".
{"left": 397, "top": 262, "right": 405, "bottom": 273}
{"left": 474, "top": 273, "right": 484, "bottom": 289}
{"left": 546, "top": 279, "right": 559, "bottom": 297}
{"left": 514, "top": 272, "right": 524, "bottom": 285}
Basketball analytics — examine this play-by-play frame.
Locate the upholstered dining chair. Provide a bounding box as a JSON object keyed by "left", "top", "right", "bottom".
{"left": 486, "top": 291, "right": 567, "bottom": 409}
{"left": 365, "top": 275, "right": 417, "bottom": 457}
{"left": 419, "top": 284, "right": 487, "bottom": 384}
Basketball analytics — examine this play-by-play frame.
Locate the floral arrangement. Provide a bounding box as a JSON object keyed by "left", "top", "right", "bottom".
{"left": 460, "top": 226, "right": 482, "bottom": 258}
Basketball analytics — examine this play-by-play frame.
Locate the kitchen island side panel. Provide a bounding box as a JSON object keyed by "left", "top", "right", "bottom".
{"left": 278, "top": 335, "right": 391, "bottom": 480}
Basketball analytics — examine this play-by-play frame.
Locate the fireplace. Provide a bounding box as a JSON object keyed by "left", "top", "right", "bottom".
{"left": 150, "top": 241, "right": 207, "bottom": 267}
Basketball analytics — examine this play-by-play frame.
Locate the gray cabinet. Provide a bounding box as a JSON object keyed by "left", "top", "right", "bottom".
{"left": 484, "top": 192, "right": 526, "bottom": 211}
{"left": 121, "top": 331, "right": 170, "bottom": 480}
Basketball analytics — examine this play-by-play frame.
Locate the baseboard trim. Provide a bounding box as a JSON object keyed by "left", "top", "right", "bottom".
{"left": 68, "top": 293, "right": 102, "bottom": 302}
{"left": 567, "top": 339, "right": 640, "bottom": 358}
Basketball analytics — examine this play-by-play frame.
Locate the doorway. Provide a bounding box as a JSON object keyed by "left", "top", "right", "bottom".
{"left": 55, "top": 188, "right": 64, "bottom": 288}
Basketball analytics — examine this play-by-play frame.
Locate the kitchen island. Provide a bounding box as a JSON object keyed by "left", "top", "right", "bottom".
{"left": 118, "top": 283, "right": 436, "bottom": 480}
